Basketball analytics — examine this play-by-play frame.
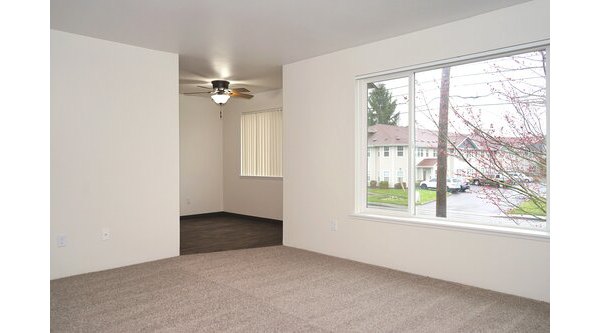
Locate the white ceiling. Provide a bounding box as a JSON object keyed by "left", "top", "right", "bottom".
{"left": 51, "top": 0, "right": 530, "bottom": 93}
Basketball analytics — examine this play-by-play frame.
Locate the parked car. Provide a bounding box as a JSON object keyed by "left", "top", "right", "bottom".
{"left": 507, "top": 171, "right": 533, "bottom": 183}
{"left": 456, "top": 177, "right": 470, "bottom": 192}
{"left": 471, "top": 172, "right": 533, "bottom": 186}
{"left": 470, "top": 174, "right": 507, "bottom": 187}
{"left": 419, "top": 178, "right": 462, "bottom": 193}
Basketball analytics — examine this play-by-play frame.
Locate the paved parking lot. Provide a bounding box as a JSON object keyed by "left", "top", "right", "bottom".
{"left": 418, "top": 186, "right": 505, "bottom": 215}
{"left": 419, "top": 186, "right": 546, "bottom": 228}
{"left": 371, "top": 185, "right": 547, "bottom": 229}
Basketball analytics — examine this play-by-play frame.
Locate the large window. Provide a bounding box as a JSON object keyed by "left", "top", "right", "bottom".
{"left": 240, "top": 108, "right": 283, "bottom": 177}
{"left": 360, "top": 46, "right": 548, "bottom": 231}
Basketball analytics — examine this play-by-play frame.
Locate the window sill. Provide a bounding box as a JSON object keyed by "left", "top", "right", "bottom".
{"left": 350, "top": 211, "right": 549, "bottom": 241}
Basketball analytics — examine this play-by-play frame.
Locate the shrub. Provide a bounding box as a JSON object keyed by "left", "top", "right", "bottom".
{"left": 369, "top": 180, "right": 378, "bottom": 188}
{"left": 394, "top": 182, "right": 402, "bottom": 189}
{"left": 379, "top": 181, "right": 389, "bottom": 189}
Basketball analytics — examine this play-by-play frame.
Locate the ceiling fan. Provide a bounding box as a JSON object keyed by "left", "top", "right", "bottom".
{"left": 183, "top": 80, "right": 254, "bottom": 105}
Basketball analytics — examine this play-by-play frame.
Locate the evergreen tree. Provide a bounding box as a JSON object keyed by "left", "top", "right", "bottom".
{"left": 368, "top": 84, "right": 398, "bottom": 126}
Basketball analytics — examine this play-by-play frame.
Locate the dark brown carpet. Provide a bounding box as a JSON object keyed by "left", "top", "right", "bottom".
{"left": 180, "top": 213, "right": 282, "bottom": 255}
{"left": 51, "top": 246, "right": 549, "bottom": 332}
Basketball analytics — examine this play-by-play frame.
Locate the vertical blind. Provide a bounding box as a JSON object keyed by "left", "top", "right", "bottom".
{"left": 240, "top": 108, "right": 283, "bottom": 177}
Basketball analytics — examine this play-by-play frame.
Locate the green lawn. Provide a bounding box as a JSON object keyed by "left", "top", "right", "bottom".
{"left": 367, "top": 188, "right": 439, "bottom": 206}
{"left": 509, "top": 199, "right": 547, "bottom": 217}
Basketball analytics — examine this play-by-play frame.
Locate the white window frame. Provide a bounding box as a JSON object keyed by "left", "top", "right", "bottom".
{"left": 354, "top": 41, "right": 550, "bottom": 239}
{"left": 397, "top": 146, "right": 404, "bottom": 157}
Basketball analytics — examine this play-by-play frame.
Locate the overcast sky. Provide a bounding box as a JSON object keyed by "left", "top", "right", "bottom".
{"left": 369, "top": 51, "right": 547, "bottom": 136}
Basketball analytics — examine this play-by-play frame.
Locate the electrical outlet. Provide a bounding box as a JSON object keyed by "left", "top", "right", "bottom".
{"left": 102, "top": 228, "right": 111, "bottom": 241}
{"left": 330, "top": 220, "right": 338, "bottom": 231}
{"left": 57, "top": 234, "right": 67, "bottom": 247}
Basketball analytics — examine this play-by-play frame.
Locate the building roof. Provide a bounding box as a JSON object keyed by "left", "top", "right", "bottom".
{"left": 368, "top": 124, "right": 435, "bottom": 148}
{"left": 367, "top": 124, "right": 545, "bottom": 154}
{"left": 368, "top": 124, "right": 461, "bottom": 148}
{"left": 417, "top": 158, "right": 437, "bottom": 167}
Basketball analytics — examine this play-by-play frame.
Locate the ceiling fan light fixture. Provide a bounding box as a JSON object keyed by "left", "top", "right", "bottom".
{"left": 183, "top": 79, "right": 252, "bottom": 104}
{"left": 211, "top": 92, "right": 230, "bottom": 105}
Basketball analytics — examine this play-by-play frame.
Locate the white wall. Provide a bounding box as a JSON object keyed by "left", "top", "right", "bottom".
{"left": 223, "top": 90, "right": 283, "bottom": 220}
{"left": 51, "top": 30, "right": 179, "bottom": 279}
{"left": 179, "top": 95, "right": 223, "bottom": 216}
{"left": 283, "top": 0, "right": 550, "bottom": 301}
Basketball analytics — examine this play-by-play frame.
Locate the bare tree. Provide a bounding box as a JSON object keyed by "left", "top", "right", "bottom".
{"left": 417, "top": 51, "right": 547, "bottom": 223}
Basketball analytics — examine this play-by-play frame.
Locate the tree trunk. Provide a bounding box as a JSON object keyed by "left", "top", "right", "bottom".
{"left": 436, "top": 67, "right": 451, "bottom": 218}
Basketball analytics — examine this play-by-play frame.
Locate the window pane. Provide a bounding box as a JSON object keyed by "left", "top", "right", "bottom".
{"left": 414, "top": 51, "right": 547, "bottom": 229}
{"left": 367, "top": 77, "right": 409, "bottom": 211}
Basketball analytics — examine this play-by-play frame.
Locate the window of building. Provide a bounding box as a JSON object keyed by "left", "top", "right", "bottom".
{"left": 383, "top": 171, "right": 390, "bottom": 182}
{"left": 397, "top": 146, "right": 404, "bottom": 157}
{"left": 383, "top": 146, "right": 390, "bottom": 157}
{"left": 360, "top": 45, "right": 548, "bottom": 232}
{"left": 397, "top": 169, "right": 404, "bottom": 183}
{"left": 240, "top": 108, "right": 283, "bottom": 177}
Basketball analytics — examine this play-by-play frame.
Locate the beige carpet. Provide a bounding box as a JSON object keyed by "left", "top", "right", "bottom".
{"left": 51, "top": 246, "right": 549, "bottom": 332}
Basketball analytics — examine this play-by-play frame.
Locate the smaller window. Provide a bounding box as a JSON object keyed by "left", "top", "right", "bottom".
{"left": 383, "top": 146, "right": 390, "bottom": 157}
{"left": 417, "top": 148, "right": 424, "bottom": 157}
{"left": 240, "top": 108, "right": 282, "bottom": 177}
{"left": 433, "top": 149, "right": 437, "bottom": 157}
{"left": 397, "top": 169, "right": 404, "bottom": 183}
{"left": 397, "top": 146, "right": 404, "bottom": 157}
{"left": 383, "top": 171, "right": 390, "bottom": 182}
{"left": 425, "top": 149, "right": 429, "bottom": 157}
{"left": 367, "top": 149, "right": 370, "bottom": 157}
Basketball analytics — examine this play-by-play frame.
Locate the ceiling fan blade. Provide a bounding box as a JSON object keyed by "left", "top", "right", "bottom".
{"left": 230, "top": 87, "right": 250, "bottom": 93}
{"left": 230, "top": 91, "right": 254, "bottom": 99}
{"left": 183, "top": 91, "right": 212, "bottom": 95}
{"left": 179, "top": 79, "right": 208, "bottom": 84}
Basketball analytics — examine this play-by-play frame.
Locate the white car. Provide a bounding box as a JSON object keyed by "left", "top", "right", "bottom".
{"left": 507, "top": 171, "right": 533, "bottom": 183}
{"left": 419, "top": 178, "right": 462, "bottom": 193}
